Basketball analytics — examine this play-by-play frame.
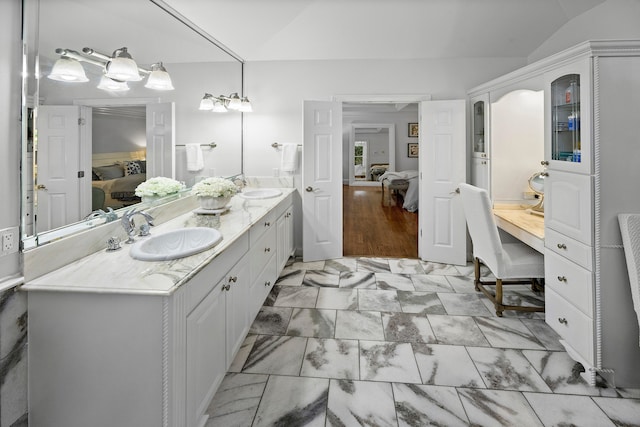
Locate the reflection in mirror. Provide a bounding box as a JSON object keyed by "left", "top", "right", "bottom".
{"left": 352, "top": 126, "right": 393, "bottom": 185}
{"left": 22, "top": 0, "right": 244, "bottom": 248}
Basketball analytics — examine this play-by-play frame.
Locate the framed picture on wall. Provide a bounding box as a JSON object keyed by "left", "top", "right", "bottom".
{"left": 408, "top": 123, "right": 419, "bottom": 137}
{"left": 408, "top": 143, "right": 419, "bottom": 158}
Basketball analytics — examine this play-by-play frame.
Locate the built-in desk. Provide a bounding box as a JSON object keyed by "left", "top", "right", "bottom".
{"left": 493, "top": 208, "right": 544, "bottom": 253}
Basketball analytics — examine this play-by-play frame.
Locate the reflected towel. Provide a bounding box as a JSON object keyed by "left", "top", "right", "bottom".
{"left": 280, "top": 143, "right": 298, "bottom": 172}
{"left": 185, "top": 143, "right": 204, "bottom": 172}
{"left": 619, "top": 213, "right": 640, "bottom": 346}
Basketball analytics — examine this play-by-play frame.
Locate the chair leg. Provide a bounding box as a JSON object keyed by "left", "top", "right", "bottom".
{"left": 474, "top": 258, "right": 481, "bottom": 291}
{"left": 495, "top": 278, "right": 504, "bottom": 317}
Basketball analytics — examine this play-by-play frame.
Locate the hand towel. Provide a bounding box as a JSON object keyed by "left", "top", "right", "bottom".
{"left": 185, "top": 143, "right": 204, "bottom": 172}
{"left": 280, "top": 143, "right": 298, "bottom": 172}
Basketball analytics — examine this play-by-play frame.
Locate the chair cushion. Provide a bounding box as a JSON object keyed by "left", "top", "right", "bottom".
{"left": 498, "top": 242, "right": 545, "bottom": 279}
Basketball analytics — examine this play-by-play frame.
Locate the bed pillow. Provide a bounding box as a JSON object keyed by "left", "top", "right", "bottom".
{"left": 93, "top": 164, "right": 125, "bottom": 180}
{"left": 124, "top": 161, "right": 143, "bottom": 176}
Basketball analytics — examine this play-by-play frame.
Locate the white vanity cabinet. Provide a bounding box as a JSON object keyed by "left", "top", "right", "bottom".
{"left": 541, "top": 43, "right": 640, "bottom": 387}
{"left": 26, "top": 190, "right": 297, "bottom": 426}
{"left": 277, "top": 205, "right": 294, "bottom": 272}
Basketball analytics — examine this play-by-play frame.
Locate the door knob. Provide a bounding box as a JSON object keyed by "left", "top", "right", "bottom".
{"left": 305, "top": 186, "right": 313, "bottom": 192}
{"left": 36, "top": 184, "right": 47, "bottom": 190}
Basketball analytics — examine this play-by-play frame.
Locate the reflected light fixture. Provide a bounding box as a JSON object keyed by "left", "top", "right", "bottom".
{"left": 145, "top": 62, "right": 174, "bottom": 90}
{"left": 198, "top": 92, "right": 252, "bottom": 113}
{"left": 48, "top": 57, "right": 89, "bottom": 82}
{"left": 97, "top": 75, "right": 129, "bottom": 92}
{"left": 48, "top": 46, "right": 174, "bottom": 91}
{"left": 104, "top": 47, "right": 142, "bottom": 82}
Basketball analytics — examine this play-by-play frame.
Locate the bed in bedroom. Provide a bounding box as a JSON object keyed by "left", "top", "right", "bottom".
{"left": 378, "top": 170, "right": 419, "bottom": 212}
{"left": 91, "top": 151, "right": 146, "bottom": 210}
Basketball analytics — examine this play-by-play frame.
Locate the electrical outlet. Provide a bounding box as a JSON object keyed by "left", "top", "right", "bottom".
{"left": 1, "top": 227, "right": 19, "bottom": 256}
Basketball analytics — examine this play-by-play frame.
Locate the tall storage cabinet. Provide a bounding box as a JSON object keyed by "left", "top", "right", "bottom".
{"left": 470, "top": 93, "right": 491, "bottom": 194}
{"left": 542, "top": 42, "right": 640, "bottom": 387}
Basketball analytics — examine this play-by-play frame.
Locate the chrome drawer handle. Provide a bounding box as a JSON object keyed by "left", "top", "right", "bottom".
{"left": 541, "top": 160, "right": 549, "bottom": 166}
{"left": 264, "top": 281, "right": 271, "bottom": 287}
{"left": 229, "top": 276, "right": 237, "bottom": 283}
{"left": 264, "top": 247, "right": 271, "bottom": 253}
{"left": 558, "top": 317, "right": 568, "bottom": 325}
{"left": 557, "top": 276, "right": 567, "bottom": 282}
{"left": 540, "top": 172, "right": 549, "bottom": 177}
{"left": 264, "top": 221, "right": 271, "bottom": 227}
{"left": 223, "top": 284, "right": 230, "bottom": 291}
{"left": 557, "top": 243, "right": 567, "bottom": 250}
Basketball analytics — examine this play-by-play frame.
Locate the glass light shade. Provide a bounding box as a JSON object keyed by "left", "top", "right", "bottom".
{"left": 227, "top": 93, "right": 241, "bottom": 110}
{"left": 105, "top": 57, "right": 142, "bottom": 81}
{"left": 212, "top": 100, "right": 227, "bottom": 113}
{"left": 97, "top": 75, "right": 129, "bottom": 92}
{"left": 48, "top": 58, "right": 89, "bottom": 82}
{"left": 239, "top": 97, "right": 253, "bottom": 112}
{"left": 199, "top": 97, "right": 214, "bottom": 110}
{"left": 145, "top": 68, "right": 174, "bottom": 91}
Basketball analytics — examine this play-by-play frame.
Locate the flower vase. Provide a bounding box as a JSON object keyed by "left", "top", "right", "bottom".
{"left": 142, "top": 194, "right": 163, "bottom": 205}
{"left": 198, "top": 195, "right": 231, "bottom": 210}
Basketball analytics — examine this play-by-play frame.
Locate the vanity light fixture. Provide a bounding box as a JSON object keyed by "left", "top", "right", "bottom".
{"left": 144, "top": 62, "right": 174, "bottom": 90}
{"left": 104, "top": 47, "right": 142, "bottom": 81}
{"left": 48, "top": 47, "right": 174, "bottom": 91}
{"left": 198, "top": 92, "right": 252, "bottom": 112}
{"left": 48, "top": 57, "right": 89, "bottom": 82}
{"left": 97, "top": 75, "right": 130, "bottom": 92}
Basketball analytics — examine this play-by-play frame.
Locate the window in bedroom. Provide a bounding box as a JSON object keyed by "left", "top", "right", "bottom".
{"left": 354, "top": 140, "right": 367, "bottom": 180}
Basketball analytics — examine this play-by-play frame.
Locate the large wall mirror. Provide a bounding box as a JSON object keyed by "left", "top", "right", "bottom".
{"left": 22, "top": 0, "right": 244, "bottom": 248}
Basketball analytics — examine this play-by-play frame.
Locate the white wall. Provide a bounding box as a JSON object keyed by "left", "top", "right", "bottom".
{"left": 92, "top": 112, "right": 146, "bottom": 154}
{"left": 243, "top": 57, "right": 527, "bottom": 178}
{"left": 528, "top": 0, "right": 640, "bottom": 63}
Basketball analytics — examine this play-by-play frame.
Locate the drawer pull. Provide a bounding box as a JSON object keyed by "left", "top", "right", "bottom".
{"left": 222, "top": 284, "right": 231, "bottom": 291}
{"left": 264, "top": 247, "right": 271, "bottom": 253}
{"left": 540, "top": 172, "right": 549, "bottom": 177}
{"left": 264, "top": 221, "right": 271, "bottom": 227}
{"left": 557, "top": 276, "right": 567, "bottom": 282}
{"left": 264, "top": 281, "right": 271, "bottom": 287}
{"left": 558, "top": 317, "right": 568, "bottom": 325}
{"left": 541, "top": 160, "right": 549, "bottom": 166}
{"left": 229, "top": 276, "right": 238, "bottom": 283}
{"left": 557, "top": 243, "right": 567, "bottom": 250}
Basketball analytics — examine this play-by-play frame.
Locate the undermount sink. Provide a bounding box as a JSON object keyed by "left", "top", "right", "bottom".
{"left": 240, "top": 189, "right": 282, "bottom": 199}
{"left": 129, "top": 227, "right": 223, "bottom": 261}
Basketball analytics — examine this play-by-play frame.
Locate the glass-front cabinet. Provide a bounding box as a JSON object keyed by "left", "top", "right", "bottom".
{"left": 544, "top": 59, "right": 591, "bottom": 174}
{"left": 471, "top": 94, "right": 489, "bottom": 159}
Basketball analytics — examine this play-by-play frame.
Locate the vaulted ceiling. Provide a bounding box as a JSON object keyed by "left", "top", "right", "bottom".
{"left": 162, "top": 0, "right": 606, "bottom": 61}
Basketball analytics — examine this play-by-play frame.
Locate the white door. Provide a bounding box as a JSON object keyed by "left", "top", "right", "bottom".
{"left": 36, "top": 105, "right": 83, "bottom": 233}
{"left": 146, "top": 102, "right": 175, "bottom": 179}
{"left": 302, "top": 101, "right": 343, "bottom": 261}
{"left": 419, "top": 100, "right": 467, "bottom": 265}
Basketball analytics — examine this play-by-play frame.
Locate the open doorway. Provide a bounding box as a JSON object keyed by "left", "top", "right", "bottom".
{"left": 342, "top": 102, "right": 419, "bottom": 258}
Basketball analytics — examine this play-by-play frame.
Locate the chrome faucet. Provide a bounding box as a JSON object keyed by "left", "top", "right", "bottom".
{"left": 121, "top": 209, "right": 154, "bottom": 244}
{"left": 84, "top": 207, "right": 118, "bottom": 223}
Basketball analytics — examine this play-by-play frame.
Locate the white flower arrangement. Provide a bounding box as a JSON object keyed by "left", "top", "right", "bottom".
{"left": 135, "top": 177, "right": 186, "bottom": 198}
{"left": 191, "top": 177, "right": 238, "bottom": 198}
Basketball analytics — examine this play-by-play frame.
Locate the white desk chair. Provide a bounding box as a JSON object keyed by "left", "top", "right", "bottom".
{"left": 459, "top": 183, "right": 545, "bottom": 317}
{"left": 618, "top": 213, "right": 640, "bottom": 344}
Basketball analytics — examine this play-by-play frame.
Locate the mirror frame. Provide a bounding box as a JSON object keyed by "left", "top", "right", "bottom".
{"left": 21, "top": 0, "right": 246, "bottom": 249}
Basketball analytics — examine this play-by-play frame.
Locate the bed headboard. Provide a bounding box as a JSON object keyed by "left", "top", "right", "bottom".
{"left": 92, "top": 150, "right": 146, "bottom": 167}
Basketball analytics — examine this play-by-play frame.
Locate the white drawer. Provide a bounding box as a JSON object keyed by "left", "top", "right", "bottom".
{"left": 545, "top": 288, "right": 594, "bottom": 366}
{"left": 249, "top": 210, "right": 277, "bottom": 246}
{"left": 249, "top": 255, "right": 277, "bottom": 317}
{"left": 250, "top": 225, "right": 277, "bottom": 284}
{"left": 545, "top": 250, "right": 593, "bottom": 317}
{"left": 545, "top": 228, "right": 593, "bottom": 271}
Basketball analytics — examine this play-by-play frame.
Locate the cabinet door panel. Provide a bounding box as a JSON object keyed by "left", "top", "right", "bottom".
{"left": 545, "top": 170, "right": 592, "bottom": 246}
{"left": 225, "top": 255, "right": 250, "bottom": 367}
{"left": 186, "top": 284, "right": 226, "bottom": 427}
{"left": 471, "top": 157, "right": 490, "bottom": 194}
{"left": 545, "top": 250, "right": 593, "bottom": 316}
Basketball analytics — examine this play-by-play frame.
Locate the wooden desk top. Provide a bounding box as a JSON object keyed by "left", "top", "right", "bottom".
{"left": 493, "top": 208, "right": 545, "bottom": 252}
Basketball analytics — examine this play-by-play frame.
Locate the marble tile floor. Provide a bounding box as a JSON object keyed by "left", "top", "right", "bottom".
{"left": 205, "top": 257, "right": 640, "bottom": 427}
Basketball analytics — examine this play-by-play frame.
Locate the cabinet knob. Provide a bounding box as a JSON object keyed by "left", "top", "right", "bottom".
{"left": 264, "top": 281, "right": 271, "bottom": 287}
{"left": 264, "top": 247, "right": 271, "bottom": 253}
{"left": 223, "top": 284, "right": 231, "bottom": 291}
{"left": 558, "top": 317, "right": 568, "bottom": 325}
{"left": 482, "top": 161, "right": 487, "bottom": 165}
{"left": 541, "top": 160, "right": 549, "bottom": 166}
{"left": 264, "top": 221, "right": 271, "bottom": 227}
{"left": 557, "top": 276, "right": 567, "bottom": 282}
{"left": 540, "top": 172, "right": 549, "bottom": 177}
{"left": 557, "top": 243, "right": 567, "bottom": 250}
{"left": 229, "top": 276, "right": 237, "bottom": 283}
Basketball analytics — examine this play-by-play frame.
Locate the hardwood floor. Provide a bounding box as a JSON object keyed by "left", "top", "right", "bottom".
{"left": 343, "top": 185, "right": 418, "bottom": 258}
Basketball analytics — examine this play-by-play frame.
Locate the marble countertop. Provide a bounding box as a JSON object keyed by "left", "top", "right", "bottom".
{"left": 22, "top": 188, "right": 295, "bottom": 296}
